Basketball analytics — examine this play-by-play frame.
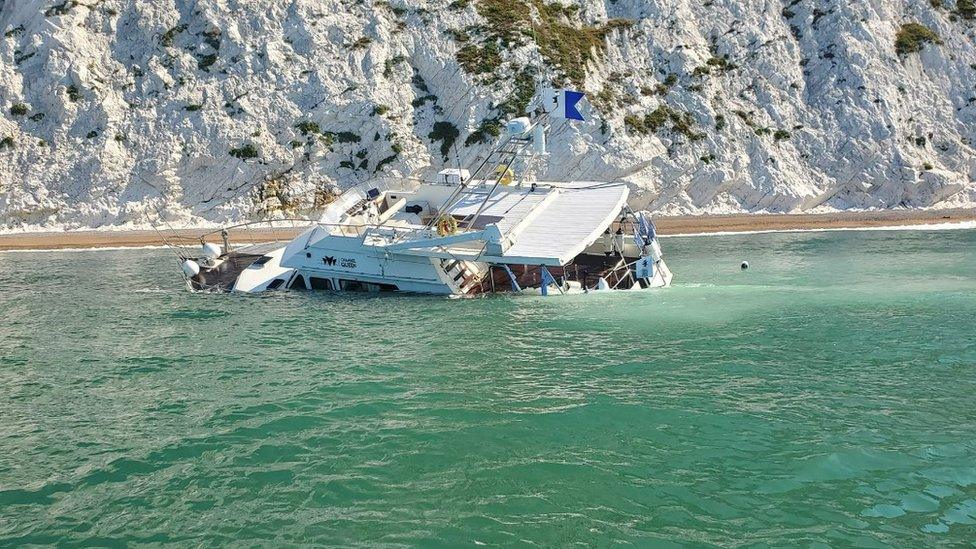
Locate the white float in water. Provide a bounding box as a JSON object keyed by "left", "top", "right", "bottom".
{"left": 741, "top": 261, "right": 750, "bottom": 270}
{"left": 181, "top": 259, "right": 201, "bottom": 278}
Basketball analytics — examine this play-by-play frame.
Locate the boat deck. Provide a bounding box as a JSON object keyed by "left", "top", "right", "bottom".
{"left": 189, "top": 242, "right": 281, "bottom": 291}
{"left": 431, "top": 182, "right": 629, "bottom": 266}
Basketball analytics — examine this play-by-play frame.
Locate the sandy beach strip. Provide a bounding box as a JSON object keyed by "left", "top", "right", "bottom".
{"left": 0, "top": 208, "right": 973, "bottom": 251}
{"left": 654, "top": 208, "right": 975, "bottom": 236}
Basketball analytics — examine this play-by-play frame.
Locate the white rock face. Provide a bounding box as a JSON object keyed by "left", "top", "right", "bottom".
{"left": 1, "top": 0, "right": 974, "bottom": 230}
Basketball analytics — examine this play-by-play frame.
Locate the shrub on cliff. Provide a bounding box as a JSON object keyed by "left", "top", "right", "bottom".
{"left": 456, "top": 42, "right": 502, "bottom": 75}
{"left": 229, "top": 144, "right": 259, "bottom": 159}
{"left": 428, "top": 121, "right": 459, "bottom": 158}
{"left": 295, "top": 121, "right": 321, "bottom": 135}
{"left": 957, "top": 0, "right": 975, "bottom": 19}
{"left": 895, "top": 23, "right": 942, "bottom": 55}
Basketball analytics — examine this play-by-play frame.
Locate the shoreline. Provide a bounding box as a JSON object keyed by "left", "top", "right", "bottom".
{"left": 0, "top": 209, "right": 973, "bottom": 251}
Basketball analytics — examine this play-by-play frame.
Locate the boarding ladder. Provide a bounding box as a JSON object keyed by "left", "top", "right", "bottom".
{"left": 440, "top": 259, "right": 486, "bottom": 294}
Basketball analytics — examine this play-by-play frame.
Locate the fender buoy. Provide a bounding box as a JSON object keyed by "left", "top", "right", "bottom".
{"left": 181, "top": 259, "right": 201, "bottom": 278}
{"left": 201, "top": 242, "right": 221, "bottom": 259}
{"left": 436, "top": 214, "right": 458, "bottom": 236}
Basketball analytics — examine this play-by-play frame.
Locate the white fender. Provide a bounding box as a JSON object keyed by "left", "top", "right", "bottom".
{"left": 202, "top": 242, "right": 222, "bottom": 259}
{"left": 181, "top": 259, "right": 200, "bottom": 278}
{"left": 650, "top": 239, "right": 663, "bottom": 261}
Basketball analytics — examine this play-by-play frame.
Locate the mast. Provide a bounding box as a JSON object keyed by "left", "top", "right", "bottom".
{"left": 416, "top": 85, "right": 583, "bottom": 236}
{"left": 439, "top": 85, "right": 561, "bottom": 230}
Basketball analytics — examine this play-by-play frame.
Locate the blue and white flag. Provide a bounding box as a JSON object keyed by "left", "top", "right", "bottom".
{"left": 543, "top": 87, "right": 586, "bottom": 121}
{"left": 557, "top": 89, "right": 586, "bottom": 121}
{"left": 560, "top": 90, "right": 585, "bottom": 121}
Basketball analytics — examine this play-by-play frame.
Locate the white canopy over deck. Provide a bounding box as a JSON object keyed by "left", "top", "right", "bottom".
{"left": 402, "top": 181, "right": 629, "bottom": 266}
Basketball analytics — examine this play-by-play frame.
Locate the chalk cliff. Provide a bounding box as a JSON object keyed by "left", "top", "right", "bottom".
{"left": 1, "top": 0, "right": 975, "bottom": 229}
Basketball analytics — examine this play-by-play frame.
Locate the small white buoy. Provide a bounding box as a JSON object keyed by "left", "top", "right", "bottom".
{"left": 181, "top": 259, "right": 201, "bottom": 278}
{"left": 741, "top": 261, "right": 750, "bottom": 270}
{"left": 202, "top": 242, "right": 222, "bottom": 260}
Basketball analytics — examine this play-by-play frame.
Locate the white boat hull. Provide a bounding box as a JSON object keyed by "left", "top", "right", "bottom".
{"left": 219, "top": 236, "right": 674, "bottom": 297}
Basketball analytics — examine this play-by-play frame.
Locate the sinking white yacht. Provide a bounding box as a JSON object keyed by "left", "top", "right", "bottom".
{"left": 177, "top": 91, "right": 673, "bottom": 296}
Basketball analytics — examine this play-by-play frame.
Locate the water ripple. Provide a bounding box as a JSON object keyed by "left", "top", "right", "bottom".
{"left": 0, "top": 231, "right": 975, "bottom": 545}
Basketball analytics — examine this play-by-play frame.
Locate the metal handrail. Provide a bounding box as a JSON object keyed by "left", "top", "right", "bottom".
{"left": 196, "top": 218, "right": 482, "bottom": 248}
{"left": 196, "top": 218, "right": 318, "bottom": 242}
{"left": 195, "top": 178, "right": 426, "bottom": 242}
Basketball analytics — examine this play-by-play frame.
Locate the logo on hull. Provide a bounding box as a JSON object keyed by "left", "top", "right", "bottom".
{"left": 323, "top": 256, "right": 356, "bottom": 269}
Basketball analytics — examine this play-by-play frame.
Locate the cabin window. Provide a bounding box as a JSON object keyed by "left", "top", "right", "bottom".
{"left": 289, "top": 275, "right": 307, "bottom": 290}
{"left": 252, "top": 256, "right": 273, "bottom": 266}
{"left": 266, "top": 279, "right": 285, "bottom": 290}
{"left": 339, "top": 279, "right": 365, "bottom": 292}
{"left": 339, "top": 280, "right": 397, "bottom": 293}
{"left": 310, "top": 277, "right": 334, "bottom": 291}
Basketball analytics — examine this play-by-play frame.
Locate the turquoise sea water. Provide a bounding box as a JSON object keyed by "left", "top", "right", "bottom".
{"left": 1, "top": 229, "right": 975, "bottom": 546}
